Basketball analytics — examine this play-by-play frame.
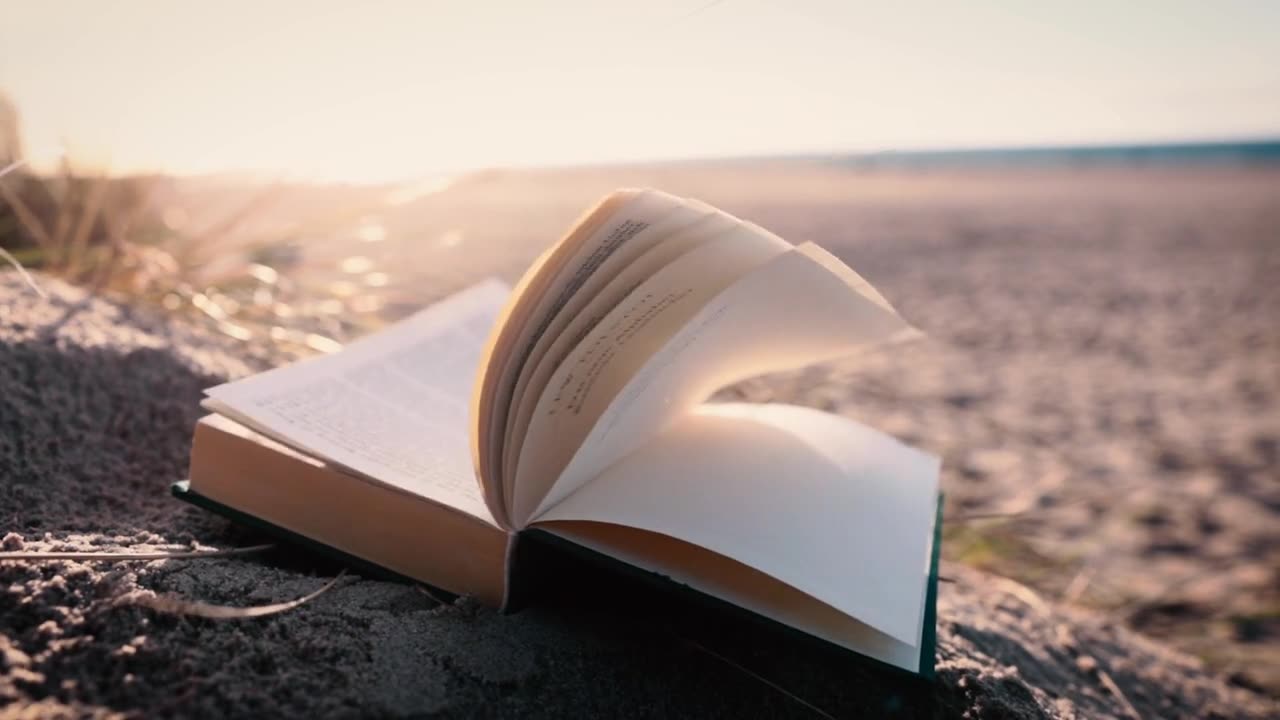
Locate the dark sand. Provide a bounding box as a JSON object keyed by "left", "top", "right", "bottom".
{"left": 2, "top": 162, "right": 1278, "bottom": 717}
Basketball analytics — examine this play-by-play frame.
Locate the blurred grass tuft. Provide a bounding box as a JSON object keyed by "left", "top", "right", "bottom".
{"left": 944, "top": 519, "right": 1076, "bottom": 588}
{"left": 0, "top": 93, "right": 385, "bottom": 356}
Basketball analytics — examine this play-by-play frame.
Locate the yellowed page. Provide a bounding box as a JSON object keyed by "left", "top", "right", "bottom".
{"left": 519, "top": 243, "right": 909, "bottom": 524}
{"left": 535, "top": 403, "right": 941, "bottom": 648}
{"left": 500, "top": 208, "right": 742, "bottom": 491}
{"left": 510, "top": 223, "right": 793, "bottom": 523}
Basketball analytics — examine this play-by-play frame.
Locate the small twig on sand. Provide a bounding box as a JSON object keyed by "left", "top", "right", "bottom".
{"left": 3, "top": 542, "right": 349, "bottom": 620}
{"left": 0, "top": 543, "right": 275, "bottom": 561}
{"left": 0, "top": 157, "right": 27, "bottom": 179}
{"left": 415, "top": 584, "right": 450, "bottom": 606}
{"left": 1097, "top": 667, "right": 1141, "bottom": 720}
{"left": 991, "top": 576, "right": 1051, "bottom": 616}
{"left": 121, "top": 569, "right": 347, "bottom": 620}
{"left": 1062, "top": 563, "right": 1098, "bottom": 605}
{"left": 0, "top": 246, "right": 48, "bottom": 297}
{"left": 0, "top": 166, "right": 53, "bottom": 251}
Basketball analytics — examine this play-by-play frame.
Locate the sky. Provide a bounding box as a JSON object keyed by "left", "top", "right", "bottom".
{"left": 2, "top": 0, "right": 1278, "bottom": 182}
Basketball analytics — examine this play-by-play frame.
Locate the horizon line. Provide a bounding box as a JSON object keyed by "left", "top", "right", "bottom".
{"left": 18, "top": 134, "right": 1280, "bottom": 186}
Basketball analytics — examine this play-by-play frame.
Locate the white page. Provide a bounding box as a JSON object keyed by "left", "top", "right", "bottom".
{"left": 543, "top": 520, "right": 921, "bottom": 671}
{"left": 510, "top": 223, "right": 792, "bottom": 523}
{"left": 205, "top": 279, "right": 510, "bottom": 524}
{"left": 525, "top": 243, "right": 911, "bottom": 524}
{"left": 536, "top": 402, "right": 941, "bottom": 646}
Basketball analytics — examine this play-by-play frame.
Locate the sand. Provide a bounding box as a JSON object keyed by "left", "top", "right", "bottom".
{"left": 352, "top": 162, "right": 1280, "bottom": 693}
{"left": 2, "top": 162, "right": 1278, "bottom": 717}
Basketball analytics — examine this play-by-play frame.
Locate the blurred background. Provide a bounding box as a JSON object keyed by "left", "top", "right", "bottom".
{"left": 2, "top": 0, "right": 1277, "bottom": 697}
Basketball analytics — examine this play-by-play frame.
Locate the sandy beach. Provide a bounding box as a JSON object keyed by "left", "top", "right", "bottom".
{"left": 317, "top": 159, "right": 1280, "bottom": 692}
{"left": 3, "top": 159, "right": 1278, "bottom": 716}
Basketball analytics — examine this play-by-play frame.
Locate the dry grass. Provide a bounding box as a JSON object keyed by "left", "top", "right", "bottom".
{"left": 0, "top": 97, "right": 392, "bottom": 355}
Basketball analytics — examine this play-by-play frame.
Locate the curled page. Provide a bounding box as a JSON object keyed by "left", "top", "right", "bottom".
{"left": 510, "top": 223, "right": 792, "bottom": 523}
{"left": 474, "top": 189, "right": 691, "bottom": 524}
{"left": 519, "top": 243, "right": 910, "bottom": 526}
{"left": 501, "top": 210, "right": 741, "bottom": 489}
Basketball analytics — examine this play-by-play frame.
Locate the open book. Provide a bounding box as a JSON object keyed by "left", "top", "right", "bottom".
{"left": 178, "top": 189, "right": 942, "bottom": 675}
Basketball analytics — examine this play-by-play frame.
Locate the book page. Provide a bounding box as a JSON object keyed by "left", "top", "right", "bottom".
{"left": 509, "top": 223, "right": 793, "bottom": 523}
{"left": 498, "top": 197, "right": 720, "bottom": 512}
{"left": 473, "top": 189, "right": 689, "bottom": 522}
{"left": 500, "top": 208, "right": 742, "bottom": 498}
{"left": 518, "top": 243, "right": 910, "bottom": 525}
{"left": 535, "top": 402, "right": 941, "bottom": 647}
{"left": 472, "top": 191, "right": 638, "bottom": 523}
{"left": 205, "top": 280, "right": 510, "bottom": 525}
{"left": 541, "top": 520, "right": 921, "bottom": 671}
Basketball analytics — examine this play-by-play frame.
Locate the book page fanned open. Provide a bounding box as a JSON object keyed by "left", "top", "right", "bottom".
{"left": 184, "top": 187, "right": 943, "bottom": 676}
